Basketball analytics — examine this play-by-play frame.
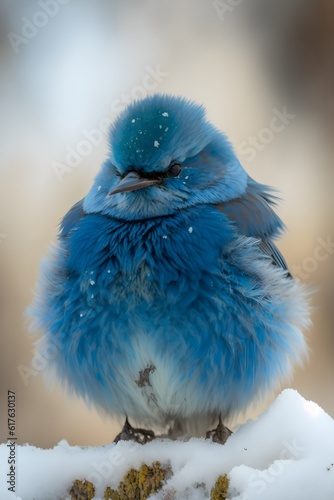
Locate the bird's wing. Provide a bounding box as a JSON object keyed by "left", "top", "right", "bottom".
{"left": 216, "top": 178, "right": 290, "bottom": 274}
{"left": 59, "top": 198, "right": 87, "bottom": 239}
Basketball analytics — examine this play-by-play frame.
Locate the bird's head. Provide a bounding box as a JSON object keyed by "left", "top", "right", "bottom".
{"left": 84, "top": 94, "right": 248, "bottom": 220}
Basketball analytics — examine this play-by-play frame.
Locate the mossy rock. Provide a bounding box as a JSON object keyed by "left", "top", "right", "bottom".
{"left": 104, "top": 461, "right": 167, "bottom": 500}
{"left": 69, "top": 479, "right": 95, "bottom": 500}
{"left": 104, "top": 487, "right": 120, "bottom": 500}
{"left": 210, "top": 474, "right": 229, "bottom": 500}
{"left": 69, "top": 464, "right": 227, "bottom": 499}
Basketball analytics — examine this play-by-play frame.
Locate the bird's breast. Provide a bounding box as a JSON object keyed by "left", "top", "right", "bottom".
{"left": 64, "top": 205, "right": 235, "bottom": 327}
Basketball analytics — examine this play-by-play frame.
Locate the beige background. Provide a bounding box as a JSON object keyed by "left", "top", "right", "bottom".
{"left": 0, "top": 0, "right": 333, "bottom": 448}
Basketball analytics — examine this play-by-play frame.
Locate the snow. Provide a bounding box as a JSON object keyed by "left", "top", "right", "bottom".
{"left": 1, "top": 390, "right": 333, "bottom": 500}
{"left": 188, "top": 227, "right": 193, "bottom": 233}
{"left": 162, "top": 112, "right": 168, "bottom": 117}
{"left": 154, "top": 140, "right": 160, "bottom": 148}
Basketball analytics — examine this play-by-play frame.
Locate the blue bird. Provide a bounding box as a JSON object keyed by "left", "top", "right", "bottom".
{"left": 29, "top": 94, "right": 309, "bottom": 443}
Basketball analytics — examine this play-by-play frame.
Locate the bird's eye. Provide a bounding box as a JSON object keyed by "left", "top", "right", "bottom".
{"left": 168, "top": 162, "right": 182, "bottom": 177}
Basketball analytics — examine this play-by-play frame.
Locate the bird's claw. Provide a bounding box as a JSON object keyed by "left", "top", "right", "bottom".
{"left": 206, "top": 416, "right": 232, "bottom": 445}
{"left": 114, "top": 417, "right": 156, "bottom": 445}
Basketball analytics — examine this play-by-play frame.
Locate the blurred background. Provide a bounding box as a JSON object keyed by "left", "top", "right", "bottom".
{"left": 0, "top": 0, "right": 333, "bottom": 448}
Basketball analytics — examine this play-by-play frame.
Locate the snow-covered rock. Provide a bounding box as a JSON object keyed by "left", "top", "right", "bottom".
{"left": 1, "top": 389, "right": 333, "bottom": 499}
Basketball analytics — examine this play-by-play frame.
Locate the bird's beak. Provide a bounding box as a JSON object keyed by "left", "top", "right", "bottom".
{"left": 108, "top": 171, "right": 160, "bottom": 195}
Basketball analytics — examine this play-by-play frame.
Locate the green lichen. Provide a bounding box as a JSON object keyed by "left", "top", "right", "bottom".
{"left": 69, "top": 479, "right": 95, "bottom": 500}
{"left": 104, "top": 462, "right": 167, "bottom": 500}
{"left": 210, "top": 474, "right": 229, "bottom": 500}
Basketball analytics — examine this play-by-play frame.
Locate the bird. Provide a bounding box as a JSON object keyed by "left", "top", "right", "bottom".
{"left": 29, "top": 94, "right": 309, "bottom": 443}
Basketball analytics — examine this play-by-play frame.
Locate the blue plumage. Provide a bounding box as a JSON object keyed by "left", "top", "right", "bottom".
{"left": 29, "top": 94, "right": 309, "bottom": 438}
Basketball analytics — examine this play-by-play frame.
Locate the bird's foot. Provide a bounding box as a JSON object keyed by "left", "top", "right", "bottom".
{"left": 166, "top": 419, "right": 183, "bottom": 440}
{"left": 206, "top": 416, "right": 232, "bottom": 445}
{"left": 114, "top": 417, "right": 155, "bottom": 445}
